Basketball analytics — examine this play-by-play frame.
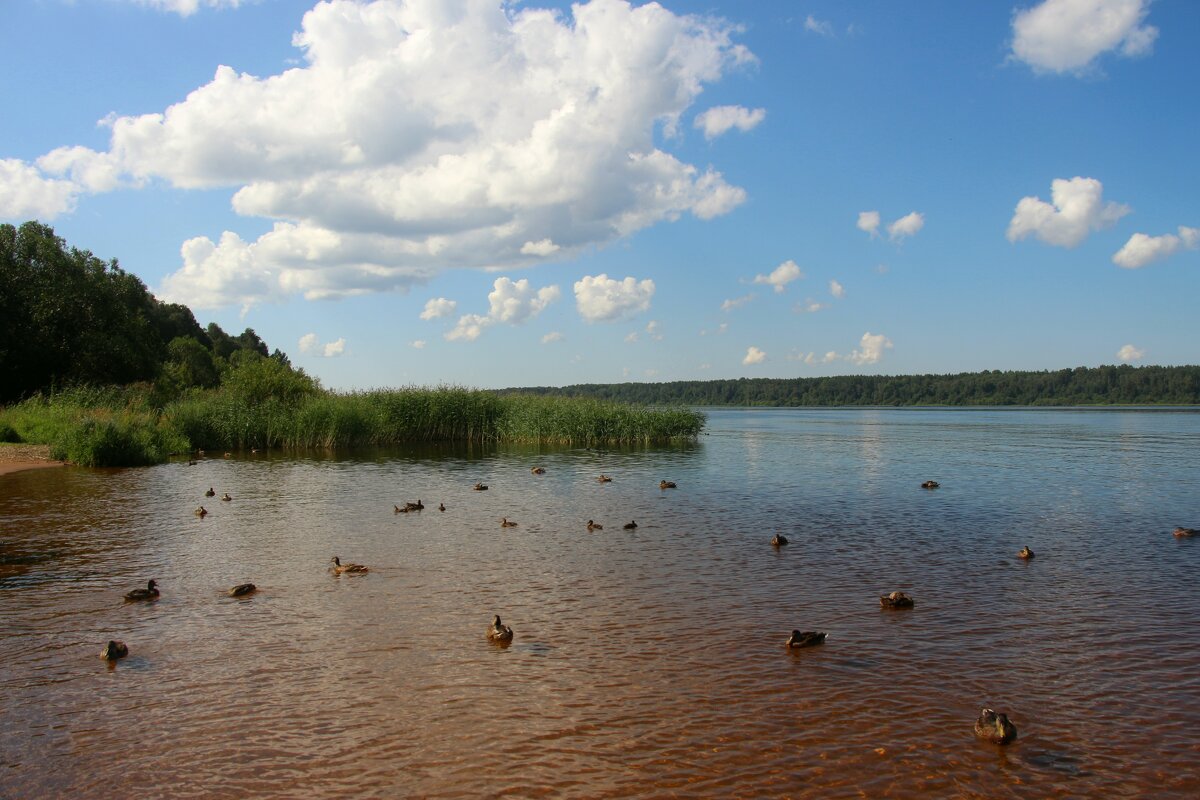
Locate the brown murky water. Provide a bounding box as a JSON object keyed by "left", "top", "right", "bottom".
{"left": 2, "top": 408, "right": 1199, "bottom": 798}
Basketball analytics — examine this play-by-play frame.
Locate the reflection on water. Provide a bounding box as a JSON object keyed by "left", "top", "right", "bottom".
{"left": 2, "top": 408, "right": 1199, "bottom": 798}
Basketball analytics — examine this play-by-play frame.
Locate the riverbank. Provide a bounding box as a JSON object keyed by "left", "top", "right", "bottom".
{"left": 0, "top": 444, "right": 65, "bottom": 476}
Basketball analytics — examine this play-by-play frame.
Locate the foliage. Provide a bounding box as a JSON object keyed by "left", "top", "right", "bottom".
{"left": 502, "top": 365, "right": 1200, "bottom": 407}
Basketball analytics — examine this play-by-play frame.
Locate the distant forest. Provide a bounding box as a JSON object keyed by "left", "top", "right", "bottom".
{"left": 503, "top": 366, "right": 1200, "bottom": 407}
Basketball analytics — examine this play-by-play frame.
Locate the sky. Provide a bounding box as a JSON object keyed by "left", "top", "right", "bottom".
{"left": 1, "top": 0, "right": 1197, "bottom": 390}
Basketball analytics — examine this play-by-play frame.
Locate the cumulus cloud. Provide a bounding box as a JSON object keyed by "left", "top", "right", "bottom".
{"left": 857, "top": 210, "right": 881, "bottom": 238}
{"left": 887, "top": 211, "right": 925, "bottom": 241}
{"left": 789, "top": 350, "right": 838, "bottom": 365}
{"left": 848, "top": 331, "right": 893, "bottom": 365}
{"left": 752, "top": 260, "right": 803, "bottom": 293}
{"left": 624, "top": 331, "right": 639, "bottom": 344}
{"left": 795, "top": 299, "right": 828, "bottom": 314}
{"left": 804, "top": 15, "right": 835, "bottom": 37}
{"left": 1011, "top": 0, "right": 1157, "bottom": 74}
{"left": 299, "top": 332, "right": 346, "bottom": 357}
{"left": 411, "top": 339, "right": 426, "bottom": 349}
{"left": 721, "top": 293, "right": 754, "bottom": 312}
{"left": 694, "top": 105, "right": 766, "bottom": 139}
{"left": 646, "top": 320, "right": 663, "bottom": 340}
{"left": 574, "top": 273, "right": 655, "bottom": 322}
{"left": 829, "top": 279, "right": 845, "bottom": 298}
{"left": 445, "top": 276, "right": 559, "bottom": 341}
{"left": 1007, "top": 176, "right": 1130, "bottom": 247}
{"left": 10, "top": 0, "right": 753, "bottom": 308}
{"left": 1116, "top": 343, "right": 1145, "bottom": 362}
{"left": 541, "top": 331, "right": 564, "bottom": 344}
{"left": 419, "top": 297, "right": 457, "bottom": 320}
{"left": 743, "top": 346, "right": 766, "bottom": 365}
{"left": 1112, "top": 226, "right": 1199, "bottom": 269}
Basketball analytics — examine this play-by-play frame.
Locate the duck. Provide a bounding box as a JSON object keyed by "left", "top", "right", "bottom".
{"left": 474, "top": 482, "right": 488, "bottom": 491}
{"left": 501, "top": 517, "right": 518, "bottom": 528}
{"left": 786, "top": 630, "right": 827, "bottom": 648}
{"left": 438, "top": 502, "right": 446, "bottom": 512}
{"left": 531, "top": 467, "right": 546, "bottom": 475}
{"left": 124, "top": 579, "right": 159, "bottom": 602}
{"left": 228, "top": 583, "right": 257, "bottom": 597}
{"left": 194, "top": 506, "right": 208, "bottom": 517}
{"left": 101, "top": 640, "right": 129, "bottom": 661}
{"left": 330, "top": 556, "right": 369, "bottom": 575}
{"left": 1174, "top": 526, "right": 1198, "bottom": 538}
{"left": 205, "top": 487, "right": 216, "bottom": 497}
{"left": 974, "top": 708, "right": 1017, "bottom": 745}
{"left": 1018, "top": 546, "right": 1035, "bottom": 560}
{"left": 221, "top": 493, "right": 232, "bottom": 502}
{"left": 771, "top": 534, "right": 789, "bottom": 547}
{"left": 921, "top": 480, "right": 940, "bottom": 489}
{"left": 224, "top": 452, "right": 232, "bottom": 458}
{"left": 623, "top": 520, "right": 638, "bottom": 530}
{"left": 487, "top": 614, "right": 514, "bottom": 643}
{"left": 660, "top": 480, "right": 677, "bottom": 489}
{"left": 597, "top": 474, "right": 613, "bottom": 483}
{"left": 587, "top": 520, "right": 603, "bottom": 531}
{"left": 880, "top": 591, "right": 915, "bottom": 609}
{"left": 394, "top": 504, "right": 410, "bottom": 513}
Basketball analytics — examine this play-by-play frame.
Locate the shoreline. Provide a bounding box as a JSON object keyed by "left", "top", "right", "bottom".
{"left": 0, "top": 444, "right": 66, "bottom": 476}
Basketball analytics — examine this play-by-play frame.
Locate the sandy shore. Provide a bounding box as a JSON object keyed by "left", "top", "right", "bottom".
{"left": 0, "top": 444, "right": 66, "bottom": 476}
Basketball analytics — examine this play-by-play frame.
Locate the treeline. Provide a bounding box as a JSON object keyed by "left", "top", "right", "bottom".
{"left": 0, "top": 221, "right": 289, "bottom": 405}
{"left": 504, "top": 366, "right": 1200, "bottom": 406}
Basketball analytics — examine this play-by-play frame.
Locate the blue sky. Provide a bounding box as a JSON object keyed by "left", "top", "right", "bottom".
{"left": 2, "top": 0, "right": 1196, "bottom": 390}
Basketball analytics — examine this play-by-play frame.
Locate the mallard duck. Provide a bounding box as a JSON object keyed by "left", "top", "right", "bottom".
{"left": 587, "top": 520, "right": 603, "bottom": 531}
{"left": 880, "top": 591, "right": 915, "bottom": 609}
{"left": 487, "top": 614, "right": 514, "bottom": 643}
{"left": 598, "top": 474, "right": 612, "bottom": 483}
{"left": 921, "top": 480, "right": 940, "bottom": 489}
{"left": 228, "top": 583, "right": 257, "bottom": 597}
{"left": 501, "top": 517, "right": 518, "bottom": 528}
{"left": 1174, "top": 526, "right": 1198, "bottom": 538}
{"left": 224, "top": 452, "right": 232, "bottom": 458}
{"left": 623, "top": 520, "right": 638, "bottom": 530}
{"left": 786, "top": 630, "right": 827, "bottom": 648}
{"left": 771, "top": 534, "right": 789, "bottom": 546}
{"left": 330, "top": 556, "right": 368, "bottom": 575}
{"left": 974, "top": 708, "right": 1017, "bottom": 745}
{"left": 205, "top": 487, "right": 216, "bottom": 497}
{"left": 124, "top": 579, "right": 159, "bottom": 602}
{"left": 221, "top": 493, "right": 232, "bottom": 502}
{"left": 194, "top": 506, "right": 208, "bottom": 517}
{"left": 531, "top": 467, "right": 546, "bottom": 474}
{"left": 394, "top": 504, "right": 410, "bottom": 513}
{"left": 660, "top": 480, "right": 677, "bottom": 489}
{"left": 101, "top": 640, "right": 128, "bottom": 661}
{"left": 438, "top": 502, "right": 446, "bottom": 512}
{"left": 1018, "top": 546, "right": 1035, "bottom": 560}
{"left": 474, "top": 482, "right": 488, "bottom": 491}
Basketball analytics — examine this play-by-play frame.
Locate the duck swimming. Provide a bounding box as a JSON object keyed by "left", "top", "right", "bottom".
{"left": 1018, "top": 546, "right": 1035, "bottom": 560}
{"left": 228, "top": 583, "right": 257, "bottom": 597}
{"left": 101, "top": 640, "right": 128, "bottom": 661}
{"left": 124, "top": 580, "right": 159, "bottom": 602}
{"left": 194, "top": 506, "right": 208, "bottom": 517}
{"left": 786, "top": 630, "right": 827, "bottom": 648}
{"left": 221, "top": 493, "right": 232, "bottom": 502}
{"left": 880, "top": 591, "right": 915, "bottom": 609}
{"left": 487, "top": 614, "right": 514, "bottom": 643}
{"left": 921, "top": 480, "right": 940, "bottom": 489}
{"left": 438, "top": 502, "right": 446, "bottom": 512}
{"left": 660, "top": 480, "right": 677, "bottom": 489}
{"left": 205, "top": 487, "right": 216, "bottom": 497}
{"left": 771, "top": 534, "right": 789, "bottom": 547}
{"left": 974, "top": 708, "right": 1017, "bottom": 745}
{"left": 330, "top": 556, "right": 369, "bottom": 575}
{"left": 531, "top": 467, "right": 546, "bottom": 474}
{"left": 501, "top": 517, "right": 518, "bottom": 527}
{"left": 587, "top": 520, "right": 603, "bottom": 531}
{"left": 597, "top": 474, "right": 613, "bottom": 483}
{"left": 474, "top": 483, "right": 488, "bottom": 491}
{"left": 623, "top": 520, "right": 638, "bottom": 530}
{"left": 1174, "top": 526, "right": 1198, "bottom": 538}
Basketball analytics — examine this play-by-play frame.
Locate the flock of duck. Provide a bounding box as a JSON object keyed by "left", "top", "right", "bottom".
{"left": 104, "top": 466, "right": 1196, "bottom": 749}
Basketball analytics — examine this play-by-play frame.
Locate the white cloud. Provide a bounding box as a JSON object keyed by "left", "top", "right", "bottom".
{"left": 743, "top": 346, "right": 766, "bottom": 365}
{"left": 795, "top": 299, "right": 828, "bottom": 314}
{"left": 752, "top": 259, "right": 803, "bottom": 293}
{"left": 717, "top": 322, "right": 728, "bottom": 335}
{"left": 445, "top": 276, "right": 559, "bottom": 341}
{"left": 721, "top": 293, "right": 754, "bottom": 312}
{"left": 1007, "top": 176, "right": 1130, "bottom": 247}
{"left": 848, "top": 331, "right": 893, "bottom": 365}
{"left": 624, "top": 331, "right": 639, "bottom": 344}
{"left": 1112, "top": 226, "right": 1199, "bottom": 269}
{"left": 694, "top": 105, "right": 766, "bottom": 139}
{"left": 887, "top": 211, "right": 925, "bottom": 241}
{"left": 804, "top": 15, "right": 835, "bottom": 37}
{"left": 541, "top": 331, "right": 564, "bottom": 344}
{"left": 857, "top": 210, "right": 881, "bottom": 238}
{"left": 829, "top": 279, "right": 845, "bottom": 298}
{"left": 133, "top": 1, "right": 244, "bottom": 16}
{"left": 22, "top": 0, "right": 753, "bottom": 308}
{"left": 1011, "top": 0, "right": 1157, "bottom": 74}
{"left": 411, "top": 339, "right": 427, "bottom": 349}
{"left": 420, "top": 297, "right": 457, "bottom": 320}
{"left": 1116, "top": 343, "right": 1145, "bottom": 362}
{"left": 574, "top": 273, "right": 655, "bottom": 322}
{"left": 298, "top": 332, "right": 345, "bottom": 358}
{"left": 646, "top": 320, "right": 663, "bottom": 340}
